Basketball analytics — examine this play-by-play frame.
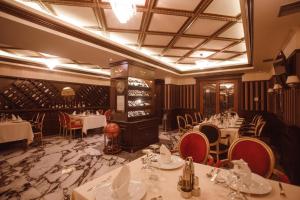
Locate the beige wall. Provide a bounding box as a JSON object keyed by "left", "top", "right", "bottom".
{"left": 165, "top": 77, "right": 196, "bottom": 85}
{"left": 0, "top": 62, "right": 110, "bottom": 86}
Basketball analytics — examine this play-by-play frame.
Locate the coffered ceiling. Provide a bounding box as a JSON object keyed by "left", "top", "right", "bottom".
{"left": 7, "top": 0, "right": 249, "bottom": 73}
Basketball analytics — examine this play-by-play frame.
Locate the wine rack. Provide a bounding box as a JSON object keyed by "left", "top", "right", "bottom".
{"left": 0, "top": 78, "right": 110, "bottom": 111}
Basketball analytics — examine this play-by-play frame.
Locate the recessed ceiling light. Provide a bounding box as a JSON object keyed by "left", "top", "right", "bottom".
{"left": 45, "top": 58, "right": 60, "bottom": 70}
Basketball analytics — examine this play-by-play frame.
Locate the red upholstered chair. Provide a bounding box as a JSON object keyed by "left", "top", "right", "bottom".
{"left": 63, "top": 113, "right": 83, "bottom": 139}
{"left": 199, "top": 123, "right": 229, "bottom": 161}
{"left": 177, "top": 115, "right": 192, "bottom": 134}
{"left": 104, "top": 109, "right": 112, "bottom": 122}
{"left": 179, "top": 131, "right": 213, "bottom": 165}
{"left": 58, "top": 112, "right": 66, "bottom": 136}
{"left": 228, "top": 137, "right": 275, "bottom": 178}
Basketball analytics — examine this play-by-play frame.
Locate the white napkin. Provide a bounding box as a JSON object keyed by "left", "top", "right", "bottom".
{"left": 17, "top": 115, "right": 22, "bottom": 121}
{"left": 11, "top": 114, "right": 17, "bottom": 121}
{"left": 112, "top": 165, "right": 131, "bottom": 198}
{"left": 82, "top": 112, "right": 86, "bottom": 116}
{"left": 160, "top": 144, "right": 172, "bottom": 164}
{"left": 232, "top": 159, "right": 252, "bottom": 186}
{"left": 96, "top": 111, "right": 100, "bottom": 115}
{"left": 72, "top": 111, "right": 76, "bottom": 115}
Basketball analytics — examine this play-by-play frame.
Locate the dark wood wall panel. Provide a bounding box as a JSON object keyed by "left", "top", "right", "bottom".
{"left": 242, "top": 80, "right": 268, "bottom": 112}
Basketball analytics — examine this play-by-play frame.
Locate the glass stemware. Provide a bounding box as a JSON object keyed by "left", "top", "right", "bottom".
{"left": 226, "top": 170, "right": 247, "bottom": 200}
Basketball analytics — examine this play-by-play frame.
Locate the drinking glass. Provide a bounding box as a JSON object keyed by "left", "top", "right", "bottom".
{"left": 226, "top": 170, "right": 246, "bottom": 200}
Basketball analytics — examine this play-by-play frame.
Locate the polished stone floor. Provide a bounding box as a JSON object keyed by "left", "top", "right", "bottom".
{"left": 0, "top": 130, "right": 178, "bottom": 200}
{"left": 0, "top": 134, "right": 144, "bottom": 200}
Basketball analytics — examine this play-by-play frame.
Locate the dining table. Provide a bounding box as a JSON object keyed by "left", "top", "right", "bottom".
{"left": 71, "top": 114, "right": 107, "bottom": 135}
{"left": 0, "top": 120, "right": 34, "bottom": 144}
{"left": 193, "top": 118, "right": 244, "bottom": 145}
{"left": 72, "top": 156, "right": 300, "bottom": 200}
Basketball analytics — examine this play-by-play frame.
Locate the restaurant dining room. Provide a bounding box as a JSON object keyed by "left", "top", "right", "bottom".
{"left": 1, "top": 0, "right": 300, "bottom": 199}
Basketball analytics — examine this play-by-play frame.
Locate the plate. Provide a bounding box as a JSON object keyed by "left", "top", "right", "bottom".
{"left": 95, "top": 181, "right": 146, "bottom": 200}
{"left": 230, "top": 173, "right": 272, "bottom": 195}
{"left": 152, "top": 155, "right": 184, "bottom": 170}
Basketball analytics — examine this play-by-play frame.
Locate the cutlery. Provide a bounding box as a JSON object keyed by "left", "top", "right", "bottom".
{"left": 150, "top": 195, "right": 163, "bottom": 200}
{"left": 210, "top": 168, "right": 220, "bottom": 182}
{"left": 278, "top": 182, "right": 286, "bottom": 196}
{"left": 87, "top": 175, "right": 112, "bottom": 192}
{"left": 206, "top": 167, "right": 216, "bottom": 178}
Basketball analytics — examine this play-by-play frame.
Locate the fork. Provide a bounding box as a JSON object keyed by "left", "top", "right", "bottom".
{"left": 278, "top": 182, "right": 286, "bottom": 196}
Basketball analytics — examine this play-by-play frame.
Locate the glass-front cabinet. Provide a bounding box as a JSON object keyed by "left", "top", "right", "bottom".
{"left": 200, "top": 80, "right": 238, "bottom": 117}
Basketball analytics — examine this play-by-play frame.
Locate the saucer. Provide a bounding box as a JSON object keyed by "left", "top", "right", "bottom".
{"left": 152, "top": 155, "right": 184, "bottom": 170}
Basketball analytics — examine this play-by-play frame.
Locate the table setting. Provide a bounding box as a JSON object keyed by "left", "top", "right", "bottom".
{"left": 72, "top": 142, "right": 300, "bottom": 200}
{"left": 0, "top": 113, "right": 33, "bottom": 144}
{"left": 70, "top": 111, "right": 107, "bottom": 134}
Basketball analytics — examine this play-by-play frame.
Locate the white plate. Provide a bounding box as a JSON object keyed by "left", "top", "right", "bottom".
{"left": 230, "top": 173, "right": 272, "bottom": 195}
{"left": 95, "top": 181, "right": 146, "bottom": 200}
{"left": 152, "top": 155, "right": 184, "bottom": 170}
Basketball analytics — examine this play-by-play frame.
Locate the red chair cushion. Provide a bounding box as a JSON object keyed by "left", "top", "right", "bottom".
{"left": 180, "top": 132, "right": 208, "bottom": 164}
{"left": 230, "top": 140, "right": 271, "bottom": 177}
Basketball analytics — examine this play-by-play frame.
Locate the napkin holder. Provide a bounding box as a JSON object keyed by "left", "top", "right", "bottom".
{"left": 177, "top": 157, "right": 200, "bottom": 199}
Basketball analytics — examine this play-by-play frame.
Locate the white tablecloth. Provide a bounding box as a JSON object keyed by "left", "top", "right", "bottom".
{"left": 0, "top": 121, "right": 34, "bottom": 144}
{"left": 72, "top": 115, "right": 107, "bottom": 135}
{"left": 193, "top": 124, "right": 240, "bottom": 145}
{"left": 72, "top": 157, "right": 300, "bottom": 200}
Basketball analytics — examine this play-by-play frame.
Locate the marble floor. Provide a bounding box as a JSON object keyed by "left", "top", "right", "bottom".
{"left": 0, "top": 131, "right": 178, "bottom": 200}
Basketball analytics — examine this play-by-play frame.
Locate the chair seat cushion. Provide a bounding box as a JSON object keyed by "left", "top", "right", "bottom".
{"left": 210, "top": 143, "right": 228, "bottom": 151}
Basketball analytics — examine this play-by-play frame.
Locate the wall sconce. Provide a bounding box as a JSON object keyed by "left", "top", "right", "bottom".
{"left": 273, "top": 83, "right": 282, "bottom": 93}
{"left": 267, "top": 88, "right": 274, "bottom": 93}
{"left": 286, "top": 75, "right": 300, "bottom": 87}
{"left": 254, "top": 97, "right": 259, "bottom": 102}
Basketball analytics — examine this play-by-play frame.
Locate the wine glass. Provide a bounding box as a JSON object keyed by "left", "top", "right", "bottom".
{"left": 226, "top": 170, "right": 246, "bottom": 200}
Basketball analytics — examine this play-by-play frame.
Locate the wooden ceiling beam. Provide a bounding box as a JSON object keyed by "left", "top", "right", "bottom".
{"left": 137, "top": 0, "right": 157, "bottom": 48}
{"left": 176, "top": 19, "right": 238, "bottom": 63}
{"left": 160, "top": 0, "right": 214, "bottom": 56}
{"left": 93, "top": 0, "right": 107, "bottom": 33}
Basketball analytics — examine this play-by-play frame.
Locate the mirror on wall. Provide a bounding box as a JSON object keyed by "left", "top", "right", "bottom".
{"left": 219, "top": 83, "right": 235, "bottom": 112}
{"left": 203, "top": 83, "right": 216, "bottom": 116}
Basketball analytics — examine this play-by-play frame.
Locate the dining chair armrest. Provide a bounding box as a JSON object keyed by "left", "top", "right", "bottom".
{"left": 207, "top": 154, "right": 215, "bottom": 166}
{"left": 272, "top": 168, "right": 290, "bottom": 184}
{"left": 215, "top": 159, "right": 234, "bottom": 169}
{"left": 221, "top": 134, "right": 230, "bottom": 139}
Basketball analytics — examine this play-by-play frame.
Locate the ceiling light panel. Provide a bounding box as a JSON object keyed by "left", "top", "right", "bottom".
{"left": 109, "top": 32, "right": 139, "bottom": 45}
{"left": 173, "top": 37, "right": 205, "bottom": 48}
{"left": 156, "top": 0, "right": 202, "bottom": 11}
{"left": 226, "top": 42, "right": 246, "bottom": 52}
{"left": 164, "top": 49, "right": 190, "bottom": 56}
{"left": 52, "top": 5, "right": 99, "bottom": 27}
{"left": 185, "top": 18, "right": 227, "bottom": 35}
{"left": 190, "top": 50, "right": 216, "bottom": 58}
{"left": 211, "top": 52, "right": 236, "bottom": 59}
{"left": 140, "top": 47, "right": 164, "bottom": 55}
{"left": 104, "top": 9, "right": 143, "bottom": 30}
{"left": 218, "top": 22, "right": 244, "bottom": 39}
{"left": 180, "top": 57, "right": 198, "bottom": 64}
{"left": 204, "top": 0, "right": 241, "bottom": 17}
{"left": 201, "top": 40, "right": 233, "bottom": 50}
{"left": 160, "top": 56, "right": 180, "bottom": 63}
{"left": 7, "top": 49, "right": 42, "bottom": 57}
{"left": 102, "top": 0, "right": 146, "bottom": 7}
{"left": 148, "top": 14, "right": 188, "bottom": 33}
{"left": 143, "top": 34, "right": 173, "bottom": 45}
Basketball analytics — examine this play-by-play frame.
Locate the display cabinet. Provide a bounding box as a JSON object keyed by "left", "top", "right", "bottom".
{"left": 110, "top": 60, "right": 159, "bottom": 152}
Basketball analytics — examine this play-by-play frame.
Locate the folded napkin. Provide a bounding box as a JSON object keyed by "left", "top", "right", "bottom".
{"left": 232, "top": 159, "right": 252, "bottom": 186}
{"left": 112, "top": 165, "right": 131, "bottom": 199}
{"left": 72, "top": 111, "right": 76, "bottom": 115}
{"left": 96, "top": 111, "right": 100, "bottom": 115}
{"left": 17, "top": 115, "right": 22, "bottom": 121}
{"left": 160, "top": 144, "right": 172, "bottom": 164}
{"left": 11, "top": 114, "right": 17, "bottom": 121}
{"left": 82, "top": 112, "right": 86, "bottom": 116}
